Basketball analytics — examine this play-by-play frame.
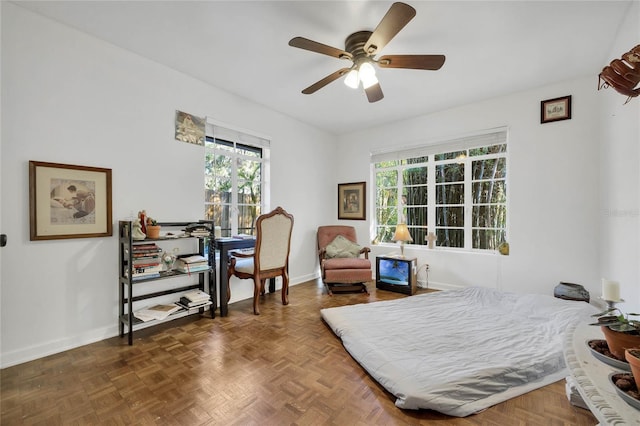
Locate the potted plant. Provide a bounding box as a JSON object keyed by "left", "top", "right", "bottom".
{"left": 145, "top": 216, "right": 161, "bottom": 239}
{"left": 625, "top": 348, "right": 640, "bottom": 390}
{"left": 590, "top": 307, "right": 640, "bottom": 360}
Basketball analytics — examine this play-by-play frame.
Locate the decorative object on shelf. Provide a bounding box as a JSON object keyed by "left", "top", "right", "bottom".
{"left": 338, "top": 181, "right": 366, "bottom": 220}
{"left": 392, "top": 223, "right": 413, "bottom": 257}
{"left": 626, "top": 348, "right": 640, "bottom": 391}
{"left": 590, "top": 303, "right": 640, "bottom": 359}
{"left": 554, "top": 281, "right": 589, "bottom": 302}
{"left": 174, "top": 110, "right": 205, "bottom": 145}
{"left": 610, "top": 372, "right": 640, "bottom": 410}
{"left": 540, "top": 95, "right": 571, "bottom": 123}
{"left": 426, "top": 232, "right": 436, "bottom": 249}
{"left": 587, "top": 339, "right": 630, "bottom": 370}
{"left": 497, "top": 240, "right": 509, "bottom": 255}
{"left": 601, "top": 278, "right": 621, "bottom": 307}
{"left": 161, "top": 251, "right": 176, "bottom": 272}
{"left": 132, "top": 218, "right": 146, "bottom": 240}
{"left": 598, "top": 44, "right": 640, "bottom": 104}
{"left": 145, "top": 215, "right": 161, "bottom": 239}
{"left": 29, "top": 160, "right": 112, "bottom": 240}
{"left": 138, "top": 210, "right": 147, "bottom": 234}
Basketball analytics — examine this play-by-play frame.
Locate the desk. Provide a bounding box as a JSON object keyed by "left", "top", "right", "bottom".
{"left": 216, "top": 238, "right": 275, "bottom": 317}
{"left": 564, "top": 322, "right": 640, "bottom": 424}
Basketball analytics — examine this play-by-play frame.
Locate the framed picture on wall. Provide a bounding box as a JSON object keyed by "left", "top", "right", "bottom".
{"left": 541, "top": 95, "right": 572, "bottom": 123}
{"left": 29, "top": 161, "right": 113, "bottom": 240}
{"left": 338, "top": 181, "right": 366, "bottom": 220}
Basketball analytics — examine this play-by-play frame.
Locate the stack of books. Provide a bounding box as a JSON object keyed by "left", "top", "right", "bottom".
{"left": 185, "top": 223, "right": 211, "bottom": 237}
{"left": 178, "top": 290, "right": 211, "bottom": 309}
{"left": 175, "top": 254, "right": 209, "bottom": 274}
{"left": 132, "top": 243, "right": 162, "bottom": 280}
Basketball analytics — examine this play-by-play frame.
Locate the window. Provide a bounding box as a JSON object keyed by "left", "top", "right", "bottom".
{"left": 204, "top": 124, "right": 270, "bottom": 237}
{"left": 372, "top": 129, "right": 507, "bottom": 251}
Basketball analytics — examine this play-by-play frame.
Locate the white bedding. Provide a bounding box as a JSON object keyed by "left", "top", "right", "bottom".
{"left": 320, "top": 286, "right": 597, "bottom": 417}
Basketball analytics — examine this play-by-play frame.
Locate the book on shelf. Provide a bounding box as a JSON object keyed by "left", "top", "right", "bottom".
{"left": 132, "top": 272, "right": 161, "bottom": 281}
{"left": 178, "top": 297, "right": 211, "bottom": 308}
{"left": 183, "top": 289, "right": 210, "bottom": 303}
{"left": 175, "top": 255, "right": 209, "bottom": 274}
{"left": 133, "top": 303, "right": 181, "bottom": 321}
{"left": 133, "top": 253, "right": 161, "bottom": 259}
{"left": 175, "top": 265, "right": 209, "bottom": 274}
{"left": 132, "top": 260, "right": 161, "bottom": 268}
{"left": 176, "top": 254, "right": 207, "bottom": 264}
{"left": 184, "top": 223, "right": 211, "bottom": 237}
{"left": 133, "top": 264, "right": 163, "bottom": 274}
{"left": 188, "top": 231, "right": 210, "bottom": 237}
{"left": 132, "top": 243, "right": 160, "bottom": 250}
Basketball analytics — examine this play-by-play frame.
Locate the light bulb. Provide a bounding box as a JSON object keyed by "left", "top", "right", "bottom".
{"left": 358, "top": 62, "right": 378, "bottom": 88}
{"left": 344, "top": 69, "right": 359, "bottom": 89}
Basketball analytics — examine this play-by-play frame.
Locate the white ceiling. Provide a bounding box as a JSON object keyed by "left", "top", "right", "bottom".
{"left": 13, "top": 1, "right": 634, "bottom": 135}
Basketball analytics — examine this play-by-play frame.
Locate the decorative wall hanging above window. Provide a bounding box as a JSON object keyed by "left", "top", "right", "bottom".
{"left": 541, "top": 95, "right": 572, "bottom": 124}
{"left": 175, "top": 110, "right": 205, "bottom": 145}
{"left": 598, "top": 44, "right": 640, "bottom": 104}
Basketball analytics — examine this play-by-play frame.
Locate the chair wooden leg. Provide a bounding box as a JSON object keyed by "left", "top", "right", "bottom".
{"left": 252, "top": 278, "right": 261, "bottom": 315}
{"left": 281, "top": 272, "right": 289, "bottom": 306}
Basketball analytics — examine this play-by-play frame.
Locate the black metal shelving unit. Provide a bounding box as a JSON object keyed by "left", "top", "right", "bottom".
{"left": 118, "top": 220, "right": 216, "bottom": 345}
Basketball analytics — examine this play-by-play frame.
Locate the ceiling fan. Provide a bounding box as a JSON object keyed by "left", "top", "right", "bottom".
{"left": 288, "top": 2, "right": 445, "bottom": 103}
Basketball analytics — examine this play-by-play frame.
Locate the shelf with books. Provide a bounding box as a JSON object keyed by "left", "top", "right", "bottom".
{"left": 118, "top": 220, "right": 216, "bottom": 345}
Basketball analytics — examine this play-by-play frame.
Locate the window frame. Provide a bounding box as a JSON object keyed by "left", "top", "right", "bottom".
{"left": 371, "top": 129, "right": 508, "bottom": 252}
{"left": 204, "top": 124, "right": 270, "bottom": 238}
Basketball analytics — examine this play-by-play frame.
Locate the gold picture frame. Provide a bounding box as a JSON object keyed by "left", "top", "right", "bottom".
{"left": 338, "top": 181, "right": 366, "bottom": 220}
{"left": 541, "top": 95, "right": 572, "bottom": 123}
{"left": 29, "top": 161, "right": 113, "bottom": 240}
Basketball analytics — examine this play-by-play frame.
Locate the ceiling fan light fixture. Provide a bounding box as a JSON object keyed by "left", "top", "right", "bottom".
{"left": 344, "top": 69, "right": 359, "bottom": 89}
{"left": 359, "top": 62, "right": 378, "bottom": 88}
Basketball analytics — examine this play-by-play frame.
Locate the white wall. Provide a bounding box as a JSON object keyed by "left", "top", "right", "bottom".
{"left": 598, "top": 1, "right": 640, "bottom": 314}
{"left": 2, "top": 2, "right": 638, "bottom": 368}
{"left": 337, "top": 77, "right": 603, "bottom": 298}
{"left": 0, "top": 3, "right": 334, "bottom": 367}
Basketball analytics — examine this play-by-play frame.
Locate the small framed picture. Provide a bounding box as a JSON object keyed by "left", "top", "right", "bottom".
{"left": 541, "top": 95, "right": 572, "bottom": 123}
{"left": 29, "top": 161, "right": 113, "bottom": 240}
{"left": 338, "top": 181, "right": 366, "bottom": 220}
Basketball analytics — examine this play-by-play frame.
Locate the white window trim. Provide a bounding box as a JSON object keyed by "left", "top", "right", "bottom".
{"left": 370, "top": 127, "right": 509, "bottom": 253}
{"left": 205, "top": 119, "right": 271, "bottom": 236}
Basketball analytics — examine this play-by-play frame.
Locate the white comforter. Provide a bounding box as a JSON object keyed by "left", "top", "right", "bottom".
{"left": 320, "top": 286, "right": 597, "bottom": 417}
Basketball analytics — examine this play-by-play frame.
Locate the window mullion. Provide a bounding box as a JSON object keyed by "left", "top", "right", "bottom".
{"left": 464, "top": 154, "right": 473, "bottom": 249}
{"left": 230, "top": 145, "right": 239, "bottom": 235}
{"left": 427, "top": 154, "right": 436, "bottom": 241}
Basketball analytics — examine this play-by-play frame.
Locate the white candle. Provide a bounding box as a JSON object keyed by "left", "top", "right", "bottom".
{"left": 602, "top": 279, "right": 620, "bottom": 301}
{"left": 214, "top": 226, "right": 222, "bottom": 239}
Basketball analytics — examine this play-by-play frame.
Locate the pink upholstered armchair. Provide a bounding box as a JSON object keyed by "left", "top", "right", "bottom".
{"left": 317, "top": 225, "right": 372, "bottom": 295}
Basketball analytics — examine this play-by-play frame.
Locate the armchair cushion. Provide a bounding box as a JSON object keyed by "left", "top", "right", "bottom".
{"left": 323, "top": 257, "right": 371, "bottom": 270}
{"left": 325, "top": 235, "right": 362, "bottom": 258}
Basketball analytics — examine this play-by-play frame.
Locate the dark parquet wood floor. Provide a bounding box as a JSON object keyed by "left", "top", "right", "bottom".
{"left": 1, "top": 280, "right": 596, "bottom": 425}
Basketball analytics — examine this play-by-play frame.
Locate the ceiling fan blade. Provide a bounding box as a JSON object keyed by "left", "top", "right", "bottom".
{"left": 289, "top": 37, "right": 352, "bottom": 60}
{"left": 364, "top": 2, "right": 416, "bottom": 55}
{"left": 365, "top": 83, "right": 384, "bottom": 103}
{"left": 378, "top": 54, "right": 446, "bottom": 70}
{"left": 301, "top": 68, "right": 351, "bottom": 94}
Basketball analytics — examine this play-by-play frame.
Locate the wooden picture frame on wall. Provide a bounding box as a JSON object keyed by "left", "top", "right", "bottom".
{"left": 338, "top": 181, "right": 366, "bottom": 220}
{"left": 541, "top": 95, "right": 572, "bottom": 123}
{"left": 29, "top": 161, "right": 113, "bottom": 240}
